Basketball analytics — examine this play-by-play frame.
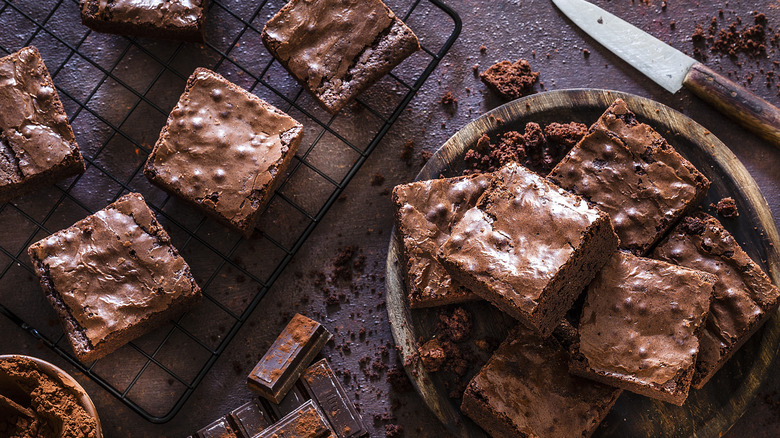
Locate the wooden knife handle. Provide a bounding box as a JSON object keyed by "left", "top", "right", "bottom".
{"left": 682, "top": 62, "right": 780, "bottom": 147}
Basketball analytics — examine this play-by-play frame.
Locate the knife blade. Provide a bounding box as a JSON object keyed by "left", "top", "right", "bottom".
{"left": 552, "top": 0, "right": 780, "bottom": 147}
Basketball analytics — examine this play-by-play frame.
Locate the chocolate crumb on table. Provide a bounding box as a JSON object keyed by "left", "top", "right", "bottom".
{"left": 571, "top": 252, "right": 716, "bottom": 405}
{"left": 461, "top": 325, "right": 621, "bottom": 438}
{"left": 248, "top": 314, "right": 332, "bottom": 403}
{"left": 440, "top": 91, "right": 457, "bottom": 106}
{"left": 399, "top": 140, "right": 414, "bottom": 165}
{"left": 27, "top": 192, "right": 201, "bottom": 362}
{"left": 549, "top": 99, "right": 710, "bottom": 255}
{"left": 144, "top": 68, "right": 304, "bottom": 237}
{"left": 79, "top": 0, "right": 209, "bottom": 42}
{"left": 439, "top": 162, "right": 619, "bottom": 337}
{"left": 653, "top": 213, "right": 780, "bottom": 389}
{"left": 261, "top": 0, "right": 420, "bottom": 114}
{"left": 479, "top": 59, "right": 539, "bottom": 100}
{"left": 0, "top": 46, "right": 85, "bottom": 204}
{"left": 715, "top": 197, "right": 739, "bottom": 218}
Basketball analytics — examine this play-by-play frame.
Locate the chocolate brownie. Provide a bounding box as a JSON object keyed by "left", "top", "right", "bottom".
{"left": 438, "top": 162, "right": 619, "bottom": 337}
{"left": 392, "top": 174, "right": 491, "bottom": 308}
{"left": 0, "top": 46, "right": 85, "bottom": 203}
{"left": 144, "top": 68, "right": 303, "bottom": 237}
{"left": 262, "top": 0, "right": 420, "bottom": 113}
{"left": 462, "top": 325, "right": 622, "bottom": 438}
{"left": 79, "top": 0, "right": 209, "bottom": 42}
{"left": 549, "top": 99, "right": 710, "bottom": 255}
{"left": 27, "top": 193, "right": 201, "bottom": 362}
{"left": 571, "top": 252, "right": 716, "bottom": 405}
{"left": 479, "top": 59, "right": 539, "bottom": 101}
{"left": 652, "top": 213, "right": 780, "bottom": 389}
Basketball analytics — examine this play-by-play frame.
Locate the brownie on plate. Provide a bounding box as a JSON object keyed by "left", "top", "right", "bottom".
{"left": 392, "top": 174, "right": 491, "bottom": 308}
{"left": 462, "top": 324, "right": 622, "bottom": 438}
{"left": 28, "top": 193, "right": 201, "bottom": 362}
{"left": 549, "top": 99, "right": 710, "bottom": 255}
{"left": 262, "top": 0, "right": 420, "bottom": 113}
{"left": 79, "top": 0, "right": 209, "bottom": 42}
{"left": 653, "top": 213, "right": 780, "bottom": 389}
{"left": 438, "top": 162, "right": 618, "bottom": 337}
{"left": 0, "top": 46, "right": 85, "bottom": 203}
{"left": 571, "top": 252, "right": 716, "bottom": 405}
{"left": 144, "top": 68, "right": 303, "bottom": 237}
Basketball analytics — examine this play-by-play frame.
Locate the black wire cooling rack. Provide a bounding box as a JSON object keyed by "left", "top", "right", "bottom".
{"left": 0, "top": 0, "right": 460, "bottom": 423}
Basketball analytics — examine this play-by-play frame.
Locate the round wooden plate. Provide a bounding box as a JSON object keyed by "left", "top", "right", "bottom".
{"left": 385, "top": 89, "right": 780, "bottom": 437}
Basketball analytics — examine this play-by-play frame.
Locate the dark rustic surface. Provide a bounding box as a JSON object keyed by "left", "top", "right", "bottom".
{"left": 1, "top": 0, "right": 779, "bottom": 437}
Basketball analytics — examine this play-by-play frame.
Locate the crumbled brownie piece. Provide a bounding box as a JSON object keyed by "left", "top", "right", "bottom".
{"left": 543, "top": 122, "right": 588, "bottom": 149}
{"left": 384, "top": 424, "right": 403, "bottom": 437}
{"left": 463, "top": 132, "right": 525, "bottom": 175}
{"left": 479, "top": 59, "right": 539, "bottom": 100}
{"left": 436, "top": 307, "right": 472, "bottom": 343}
{"left": 419, "top": 339, "right": 447, "bottom": 372}
{"left": 440, "top": 91, "right": 457, "bottom": 106}
{"left": 715, "top": 197, "right": 739, "bottom": 218}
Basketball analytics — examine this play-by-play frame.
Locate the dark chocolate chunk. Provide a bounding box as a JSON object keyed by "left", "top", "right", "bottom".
{"left": 195, "top": 417, "right": 239, "bottom": 438}
{"left": 256, "top": 400, "right": 335, "bottom": 438}
{"left": 248, "top": 314, "right": 332, "bottom": 403}
{"left": 228, "top": 399, "right": 273, "bottom": 437}
{"left": 302, "top": 359, "right": 367, "bottom": 438}
{"left": 269, "top": 384, "right": 310, "bottom": 421}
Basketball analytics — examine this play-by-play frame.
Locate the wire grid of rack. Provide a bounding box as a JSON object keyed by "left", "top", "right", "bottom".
{"left": 0, "top": 0, "right": 460, "bottom": 423}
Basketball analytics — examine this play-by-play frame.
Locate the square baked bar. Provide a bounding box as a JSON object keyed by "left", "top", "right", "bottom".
{"left": 392, "top": 174, "right": 491, "bottom": 308}
{"left": 549, "top": 99, "right": 710, "bottom": 255}
{"left": 262, "top": 0, "right": 420, "bottom": 113}
{"left": 653, "top": 213, "right": 780, "bottom": 389}
{"left": 0, "top": 46, "right": 85, "bottom": 203}
{"left": 462, "top": 324, "right": 622, "bottom": 438}
{"left": 144, "top": 68, "right": 303, "bottom": 236}
{"left": 571, "top": 252, "right": 716, "bottom": 405}
{"left": 28, "top": 193, "right": 201, "bottom": 362}
{"left": 79, "top": 0, "right": 209, "bottom": 42}
{"left": 438, "top": 162, "right": 618, "bottom": 337}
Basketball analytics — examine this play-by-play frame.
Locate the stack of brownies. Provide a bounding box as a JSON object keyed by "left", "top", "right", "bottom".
{"left": 392, "top": 99, "right": 780, "bottom": 437}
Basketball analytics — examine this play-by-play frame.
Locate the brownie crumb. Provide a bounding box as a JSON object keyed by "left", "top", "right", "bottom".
{"left": 419, "top": 338, "right": 446, "bottom": 372}
{"left": 387, "top": 366, "right": 413, "bottom": 393}
{"left": 385, "top": 424, "right": 404, "bottom": 437}
{"left": 400, "top": 140, "right": 414, "bottom": 165}
{"left": 544, "top": 122, "right": 588, "bottom": 149}
{"left": 332, "top": 246, "right": 357, "bottom": 281}
{"left": 715, "top": 197, "right": 739, "bottom": 218}
{"left": 440, "top": 91, "right": 457, "bottom": 106}
{"left": 583, "top": 48, "right": 591, "bottom": 57}
{"left": 463, "top": 132, "right": 525, "bottom": 175}
{"left": 681, "top": 216, "right": 706, "bottom": 235}
{"left": 479, "top": 59, "right": 539, "bottom": 100}
{"left": 479, "top": 45, "right": 487, "bottom": 53}
{"left": 437, "top": 307, "right": 472, "bottom": 343}
{"left": 420, "top": 150, "right": 432, "bottom": 165}
{"left": 370, "top": 173, "right": 385, "bottom": 186}
{"left": 710, "top": 13, "right": 768, "bottom": 58}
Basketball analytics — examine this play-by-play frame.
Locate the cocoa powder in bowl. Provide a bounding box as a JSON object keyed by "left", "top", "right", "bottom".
{"left": 0, "top": 355, "right": 100, "bottom": 438}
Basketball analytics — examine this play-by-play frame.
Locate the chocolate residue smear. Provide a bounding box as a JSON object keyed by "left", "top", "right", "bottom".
{"left": 463, "top": 121, "right": 587, "bottom": 175}
{"left": 0, "top": 356, "right": 97, "bottom": 438}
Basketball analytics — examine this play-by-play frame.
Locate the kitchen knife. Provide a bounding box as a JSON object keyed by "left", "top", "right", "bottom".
{"left": 552, "top": 0, "right": 780, "bottom": 147}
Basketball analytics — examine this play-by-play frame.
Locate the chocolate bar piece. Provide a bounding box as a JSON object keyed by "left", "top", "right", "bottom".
{"left": 269, "top": 384, "right": 310, "bottom": 421}
{"left": 228, "top": 399, "right": 272, "bottom": 437}
{"left": 248, "top": 314, "right": 333, "bottom": 403}
{"left": 195, "top": 417, "right": 238, "bottom": 438}
{"left": 302, "top": 359, "right": 367, "bottom": 438}
{"left": 257, "top": 400, "right": 336, "bottom": 438}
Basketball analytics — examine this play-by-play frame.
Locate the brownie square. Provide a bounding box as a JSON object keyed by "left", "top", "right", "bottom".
{"left": 27, "top": 193, "right": 201, "bottom": 362}
{"left": 144, "top": 68, "right": 303, "bottom": 237}
{"left": 262, "top": 0, "right": 420, "bottom": 113}
{"left": 438, "top": 162, "right": 619, "bottom": 337}
{"left": 462, "top": 324, "right": 622, "bottom": 438}
{"left": 549, "top": 99, "right": 710, "bottom": 255}
{"left": 0, "top": 46, "right": 85, "bottom": 203}
{"left": 79, "top": 0, "right": 209, "bottom": 42}
{"left": 571, "top": 252, "right": 716, "bottom": 405}
{"left": 652, "top": 213, "right": 780, "bottom": 389}
{"left": 392, "top": 174, "right": 491, "bottom": 308}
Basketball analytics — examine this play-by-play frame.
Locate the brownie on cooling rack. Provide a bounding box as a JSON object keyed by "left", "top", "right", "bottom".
{"left": 462, "top": 324, "right": 622, "bottom": 438}
{"left": 571, "top": 252, "right": 715, "bottom": 406}
{"left": 0, "top": 46, "right": 85, "bottom": 203}
{"left": 144, "top": 68, "right": 303, "bottom": 237}
{"left": 438, "top": 162, "right": 618, "bottom": 337}
{"left": 653, "top": 213, "right": 780, "bottom": 389}
{"left": 549, "top": 99, "right": 710, "bottom": 255}
{"left": 27, "top": 193, "right": 201, "bottom": 363}
{"left": 262, "top": 0, "right": 420, "bottom": 113}
{"left": 79, "top": 0, "right": 209, "bottom": 42}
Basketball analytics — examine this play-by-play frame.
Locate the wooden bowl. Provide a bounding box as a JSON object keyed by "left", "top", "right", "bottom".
{"left": 385, "top": 89, "right": 780, "bottom": 437}
{"left": 0, "top": 354, "right": 103, "bottom": 438}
